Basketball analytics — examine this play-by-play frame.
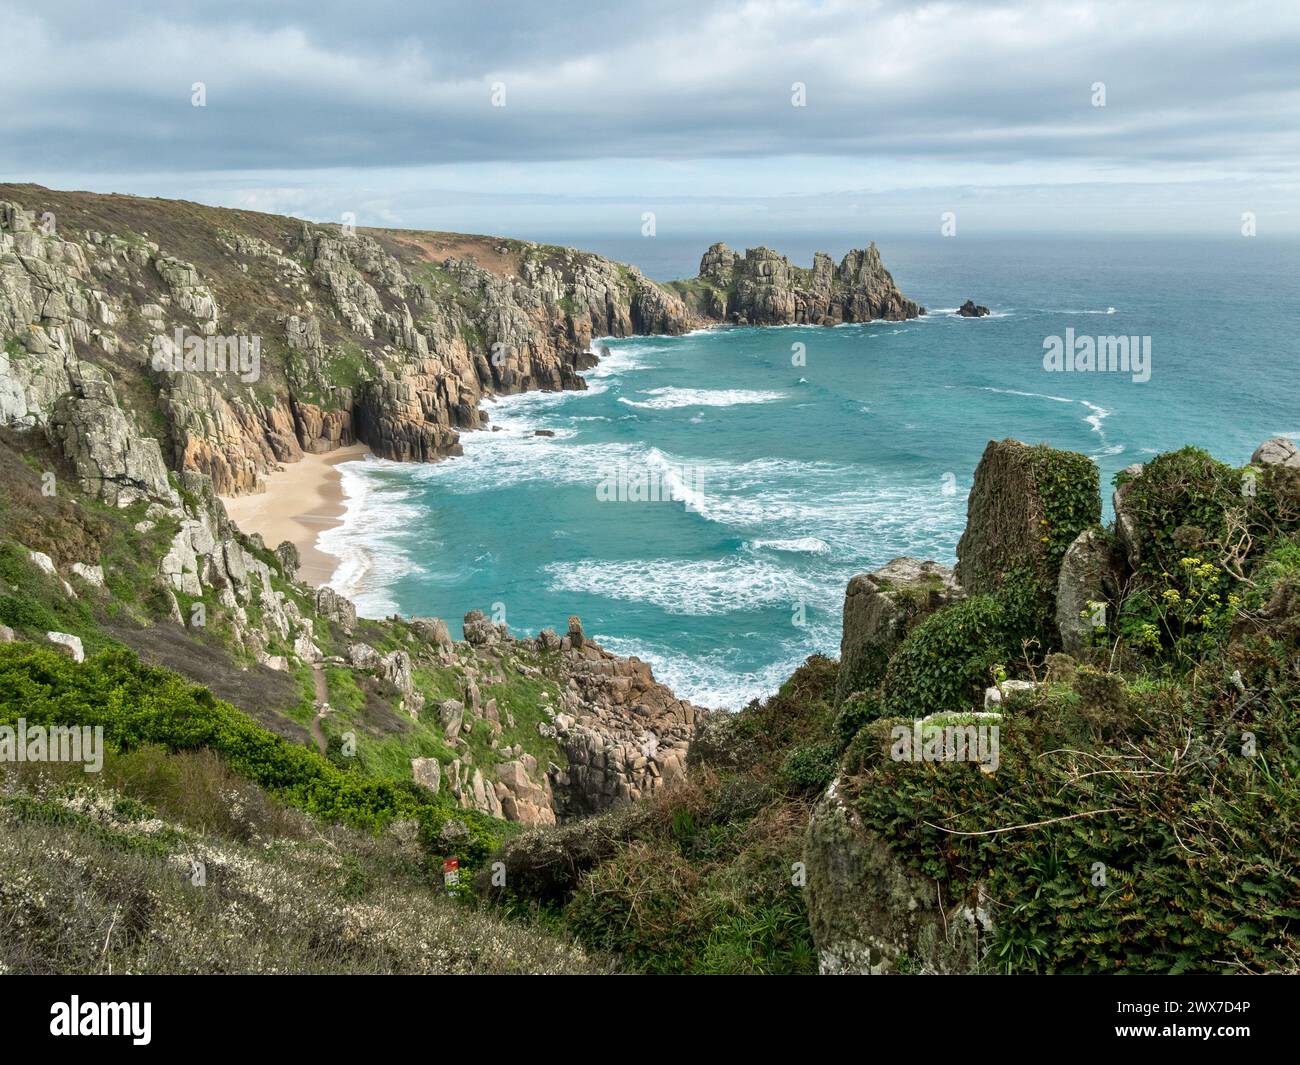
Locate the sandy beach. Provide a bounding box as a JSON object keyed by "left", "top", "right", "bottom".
{"left": 220, "top": 444, "right": 370, "bottom": 587}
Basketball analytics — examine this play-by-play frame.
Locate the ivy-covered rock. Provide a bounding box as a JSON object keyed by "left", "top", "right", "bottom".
{"left": 804, "top": 773, "right": 982, "bottom": 974}
{"left": 955, "top": 439, "right": 1100, "bottom": 602}
{"left": 880, "top": 575, "right": 1042, "bottom": 717}
{"left": 835, "top": 557, "right": 962, "bottom": 706}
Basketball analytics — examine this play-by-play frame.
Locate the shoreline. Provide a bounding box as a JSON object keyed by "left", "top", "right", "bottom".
{"left": 220, "top": 443, "right": 371, "bottom": 588}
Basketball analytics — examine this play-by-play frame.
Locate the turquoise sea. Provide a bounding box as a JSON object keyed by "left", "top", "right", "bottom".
{"left": 321, "top": 235, "right": 1300, "bottom": 709}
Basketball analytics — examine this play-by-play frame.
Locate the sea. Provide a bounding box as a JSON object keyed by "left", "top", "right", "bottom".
{"left": 319, "top": 233, "right": 1300, "bottom": 710}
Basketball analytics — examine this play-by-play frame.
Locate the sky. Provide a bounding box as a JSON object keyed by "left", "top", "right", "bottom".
{"left": 3, "top": 0, "right": 1298, "bottom": 241}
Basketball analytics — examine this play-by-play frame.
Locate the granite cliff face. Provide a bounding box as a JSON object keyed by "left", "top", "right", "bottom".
{"left": 0, "top": 186, "right": 703, "bottom": 494}
{"left": 672, "top": 241, "right": 923, "bottom": 325}
{"left": 1, "top": 187, "right": 921, "bottom": 499}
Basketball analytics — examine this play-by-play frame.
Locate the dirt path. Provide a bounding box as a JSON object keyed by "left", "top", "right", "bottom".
{"left": 309, "top": 664, "right": 330, "bottom": 755}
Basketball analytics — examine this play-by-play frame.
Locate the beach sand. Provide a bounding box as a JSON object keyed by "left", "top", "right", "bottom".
{"left": 220, "top": 443, "right": 370, "bottom": 587}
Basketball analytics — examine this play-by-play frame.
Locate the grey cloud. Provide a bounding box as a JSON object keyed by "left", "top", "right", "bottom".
{"left": 3, "top": 0, "right": 1299, "bottom": 178}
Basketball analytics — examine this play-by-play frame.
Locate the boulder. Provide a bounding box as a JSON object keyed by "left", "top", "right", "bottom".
{"left": 836, "top": 558, "right": 962, "bottom": 704}
{"left": 411, "top": 757, "right": 442, "bottom": 793}
{"left": 315, "top": 586, "right": 357, "bottom": 632}
{"left": 983, "top": 679, "right": 1039, "bottom": 709}
{"left": 494, "top": 759, "right": 557, "bottom": 826}
{"left": 956, "top": 299, "right": 990, "bottom": 317}
{"left": 1055, "top": 528, "right": 1123, "bottom": 655}
{"left": 69, "top": 562, "right": 105, "bottom": 587}
{"left": 411, "top": 616, "right": 453, "bottom": 649}
{"left": 463, "top": 609, "right": 500, "bottom": 646}
{"left": 1251, "top": 437, "right": 1300, "bottom": 470}
{"left": 347, "top": 642, "right": 380, "bottom": 670}
{"left": 567, "top": 615, "right": 585, "bottom": 649}
{"left": 45, "top": 631, "right": 84, "bottom": 663}
{"left": 1112, "top": 463, "right": 1145, "bottom": 571}
{"left": 440, "top": 699, "right": 465, "bottom": 742}
{"left": 804, "top": 777, "right": 983, "bottom": 974}
{"left": 274, "top": 540, "right": 300, "bottom": 580}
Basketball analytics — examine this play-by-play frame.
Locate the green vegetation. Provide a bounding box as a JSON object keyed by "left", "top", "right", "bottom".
{"left": 1026, "top": 443, "right": 1102, "bottom": 578}
{"left": 487, "top": 656, "right": 850, "bottom": 974}
{"left": 881, "top": 572, "right": 1043, "bottom": 717}
{"left": 0, "top": 746, "right": 610, "bottom": 975}
{"left": 0, "top": 644, "right": 507, "bottom": 865}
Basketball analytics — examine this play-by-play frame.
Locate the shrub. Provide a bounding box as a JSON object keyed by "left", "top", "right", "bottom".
{"left": 833, "top": 690, "right": 884, "bottom": 749}
{"left": 0, "top": 643, "right": 505, "bottom": 865}
{"left": 881, "top": 574, "right": 1043, "bottom": 718}
{"left": 780, "top": 741, "right": 838, "bottom": 796}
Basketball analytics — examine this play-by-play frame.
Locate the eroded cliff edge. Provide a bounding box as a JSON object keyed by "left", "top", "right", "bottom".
{"left": 1, "top": 184, "right": 922, "bottom": 498}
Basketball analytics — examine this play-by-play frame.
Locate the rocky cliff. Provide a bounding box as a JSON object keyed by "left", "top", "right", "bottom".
{"left": 0, "top": 186, "right": 707, "bottom": 494}
{"left": 2, "top": 187, "right": 922, "bottom": 497}
{"left": 13, "top": 186, "right": 928, "bottom": 829}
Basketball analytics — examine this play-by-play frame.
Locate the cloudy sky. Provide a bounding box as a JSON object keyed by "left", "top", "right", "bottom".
{"left": 4, "top": 0, "right": 1298, "bottom": 239}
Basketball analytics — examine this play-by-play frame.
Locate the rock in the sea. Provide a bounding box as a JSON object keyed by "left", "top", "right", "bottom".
{"left": 836, "top": 558, "right": 962, "bottom": 704}
{"left": 956, "top": 299, "right": 990, "bottom": 317}
{"left": 689, "top": 242, "right": 922, "bottom": 325}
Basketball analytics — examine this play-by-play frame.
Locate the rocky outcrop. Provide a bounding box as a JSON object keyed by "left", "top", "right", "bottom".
{"left": 49, "top": 364, "right": 178, "bottom": 508}
{"left": 804, "top": 776, "right": 983, "bottom": 974}
{"left": 683, "top": 242, "right": 922, "bottom": 325}
{"left": 1252, "top": 437, "right": 1300, "bottom": 470}
{"left": 548, "top": 631, "right": 697, "bottom": 819}
{"left": 836, "top": 558, "right": 962, "bottom": 704}
{"left": 1056, "top": 529, "right": 1123, "bottom": 656}
{"left": 956, "top": 299, "right": 990, "bottom": 317}
{"left": 1112, "top": 463, "right": 1146, "bottom": 571}
{"left": 314, "top": 586, "right": 357, "bottom": 633}
{"left": 955, "top": 438, "right": 1100, "bottom": 598}
{"left": 411, "top": 757, "right": 442, "bottom": 793}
